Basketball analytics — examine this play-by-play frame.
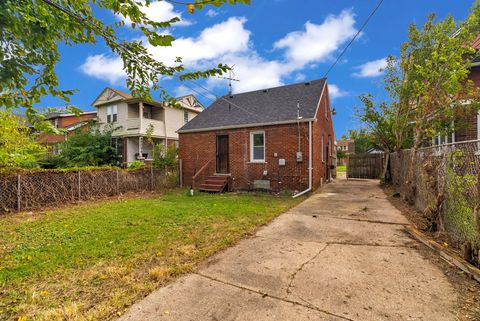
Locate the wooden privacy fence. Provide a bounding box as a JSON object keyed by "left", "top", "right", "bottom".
{"left": 347, "top": 153, "right": 385, "bottom": 179}
{"left": 0, "top": 167, "right": 178, "bottom": 214}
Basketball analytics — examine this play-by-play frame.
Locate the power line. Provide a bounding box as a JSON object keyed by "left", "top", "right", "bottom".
{"left": 322, "top": 0, "right": 384, "bottom": 78}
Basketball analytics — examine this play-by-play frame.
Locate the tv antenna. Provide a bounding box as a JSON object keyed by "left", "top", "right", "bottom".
{"left": 217, "top": 65, "right": 240, "bottom": 96}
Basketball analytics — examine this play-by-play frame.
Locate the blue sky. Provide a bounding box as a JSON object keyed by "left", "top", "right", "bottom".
{"left": 40, "top": 0, "right": 474, "bottom": 137}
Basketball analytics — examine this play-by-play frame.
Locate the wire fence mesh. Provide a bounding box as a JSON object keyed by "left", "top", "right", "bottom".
{"left": 0, "top": 167, "right": 178, "bottom": 214}
{"left": 390, "top": 140, "right": 480, "bottom": 265}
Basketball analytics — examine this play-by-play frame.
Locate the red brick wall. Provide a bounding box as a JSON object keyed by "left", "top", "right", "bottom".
{"left": 179, "top": 85, "right": 335, "bottom": 192}
{"left": 38, "top": 113, "right": 97, "bottom": 145}
{"left": 311, "top": 84, "right": 335, "bottom": 190}
{"left": 456, "top": 67, "right": 480, "bottom": 141}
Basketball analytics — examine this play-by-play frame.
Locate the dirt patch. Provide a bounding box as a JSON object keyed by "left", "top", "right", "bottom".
{"left": 384, "top": 186, "right": 480, "bottom": 320}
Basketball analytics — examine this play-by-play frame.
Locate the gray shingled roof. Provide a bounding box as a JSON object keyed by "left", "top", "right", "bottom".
{"left": 178, "top": 78, "right": 327, "bottom": 133}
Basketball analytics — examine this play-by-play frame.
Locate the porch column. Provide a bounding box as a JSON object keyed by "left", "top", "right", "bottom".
{"left": 139, "top": 101, "right": 144, "bottom": 133}
{"left": 138, "top": 136, "right": 144, "bottom": 159}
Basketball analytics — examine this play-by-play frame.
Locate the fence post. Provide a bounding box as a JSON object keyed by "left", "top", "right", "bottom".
{"left": 179, "top": 159, "right": 182, "bottom": 188}
{"left": 78, "top": 171, "right": 81, "bottom": 200}
{"left": 150, "top": 166, "right": 154, "bottom": 191}
{"left": 116, "top": 169, "right": 119, "bottom": 195}
{"left": 17, "top": 174, "right": 21, "bottom": 212}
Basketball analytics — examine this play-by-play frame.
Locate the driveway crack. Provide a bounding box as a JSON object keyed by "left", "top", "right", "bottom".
{"left": 286, "top": 243, "right": 329, "bottom": 294}
{"left": 194, "top": 270, "right": 354, "bottom": 321}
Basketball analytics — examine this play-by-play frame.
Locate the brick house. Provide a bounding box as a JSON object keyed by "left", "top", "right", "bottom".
{"left": 177, "top": 78, "right": 335, "bottom": 194}
{"left": 434, "top": 34, "right": 480, "bottom": 144}
{"left": 336, "top": 139, "right": 355, "bottom": 166}
{"left": 37, "top": 111, "right": 97, "bottom": 152}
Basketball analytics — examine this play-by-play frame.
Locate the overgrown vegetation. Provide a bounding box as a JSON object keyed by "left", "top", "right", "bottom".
{"left": 0, "top": 110, "right": 46, "bottom": 168}
{"left": 356, "top": 3, "right": 480, "bottom": 152}
{"left": 0, "top": 190, "right": 302, "bottom": 320}
{"left": 40, "top": 122, "right": 119, "bottom": 168}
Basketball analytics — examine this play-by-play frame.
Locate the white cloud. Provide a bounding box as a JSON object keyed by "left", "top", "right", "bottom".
{"left": 353, "top": 58, "right": 387, "bottom": 78}
{"left": 274, "top": 10, "right": 357, "bottom": 67}
{"left": 146, "top": 17, "right": 250, "bottom": 66}
{"left": 79, "top": 54, "right": 125, "bottom": 85}
{"left": 80, "top": 11, "right": 361, "bottom": 95}
{"left": 206, "top": 53, "right": 291, "bottom": 93}
{"left": 205, "top": 9, "right": 218, "bottom": 17}
{"left": 328, "top": 84, "right": 348, "bottom": 99}
{"left": 120, "top": 1, "right": 191, "bottom": 27}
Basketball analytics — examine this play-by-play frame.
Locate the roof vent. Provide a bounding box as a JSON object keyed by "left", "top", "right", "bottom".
{"left": 305, "top": 81, "right": 311, "bottom": 86}
{"left": 263, "top": 89, "right": 268, "bottom": 93}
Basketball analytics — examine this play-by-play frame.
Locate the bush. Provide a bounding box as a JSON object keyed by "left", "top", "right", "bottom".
{"left": 152, "top": 144, "right": 177, "bottom": 168}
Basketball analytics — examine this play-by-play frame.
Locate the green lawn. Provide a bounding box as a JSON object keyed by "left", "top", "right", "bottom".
{"left": 0, "top": 190, "right": 303, "bottom": 320}
{"left": 337, "top": 165, "right": 347, "bottom": 172}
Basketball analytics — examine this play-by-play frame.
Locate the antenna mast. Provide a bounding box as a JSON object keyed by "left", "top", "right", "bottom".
{"left": 217, "top": 65, "right": 240, "bottom": 96}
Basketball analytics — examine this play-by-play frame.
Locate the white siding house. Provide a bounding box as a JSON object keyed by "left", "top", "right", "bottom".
{"left": 92, "top": 88, "right": 204, "bottom": 164}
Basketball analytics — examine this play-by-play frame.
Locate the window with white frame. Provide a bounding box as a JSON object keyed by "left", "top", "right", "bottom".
{"left": 432, "top": 133, "right": 455, "bottom": 146}
{"left": 184, "top": 110, "right": 189, "bottom": 124}
{"left": 107, "top": 105, "right": 118, "bottom": 123}
{"left": 250, "top": 131, "right": 265, "bottom": 162}
{"left": 321, "top": 135, "right": 325, "bottom": 163}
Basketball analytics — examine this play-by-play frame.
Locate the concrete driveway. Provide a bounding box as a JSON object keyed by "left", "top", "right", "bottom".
{"left": 119, "top": 178, "right": 461, "bottom": 321}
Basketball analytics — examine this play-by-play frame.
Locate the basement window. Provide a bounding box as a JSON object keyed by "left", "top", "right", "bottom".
{"left": 250, "top": 131, "right": 265, "bottom": 162}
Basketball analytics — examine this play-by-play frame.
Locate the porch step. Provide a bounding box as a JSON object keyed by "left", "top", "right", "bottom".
{"left": 199, "top": 176, "right": 229, "bottom": 193}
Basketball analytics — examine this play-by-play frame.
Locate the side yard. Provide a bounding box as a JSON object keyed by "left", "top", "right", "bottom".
{"left": 0, "top": 190, "right": 303, "bottom": 320}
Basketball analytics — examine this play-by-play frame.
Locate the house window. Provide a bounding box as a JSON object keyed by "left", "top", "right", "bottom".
{"left": 184, "top": 110, "right": 189, "bottom": 124}
{"left": 143, "top": 106, "right": 152, "bottom": 119}
{"left": 107, "top": 105, "right": 118, "bottom": 123}
{"left": 433, "top": 133, "right": 455, "bottom": 146}
{"left": 250, "top": 131, "right": 265, "bottom": 162}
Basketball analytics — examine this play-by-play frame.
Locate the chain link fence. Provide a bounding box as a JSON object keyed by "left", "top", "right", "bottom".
{"left": 0, "top": 167, "right": 178, "bottom": 214}
{"left": 390, "top": 140, "right": 480, "bottom": 265}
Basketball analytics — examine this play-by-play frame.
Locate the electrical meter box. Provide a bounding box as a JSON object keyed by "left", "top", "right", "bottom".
{"left": 296, "top": 152, "right": 303, "bottom": 162}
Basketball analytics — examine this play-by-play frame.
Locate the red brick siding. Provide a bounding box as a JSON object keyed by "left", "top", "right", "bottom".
{"left": 38, "top": 113, "right": 97, "bottom": 145}
{"left": 179, "top": 85, "right": 335, "bottom": 192}
{"left": 456, "top": 67, "right": 480, "bottom": 141}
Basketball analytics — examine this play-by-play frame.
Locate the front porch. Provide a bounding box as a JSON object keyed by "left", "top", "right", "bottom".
{"left": 114, "top": 136, "right": 177, "bottom": 165}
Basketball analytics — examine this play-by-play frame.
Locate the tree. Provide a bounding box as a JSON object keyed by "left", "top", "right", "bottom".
{"left": 0, "top": 110, "right": 46, "bottom": 168}
{"left": 357, "top": 4, "right": 480, "bottom": 153}
{"left": 42, "top": 122, "right": 119, "bottom": 168}
{"left": 0, "top": 0, "right": 249, "bottom": 131}
{"left": 343, "top": 128, "right": 375, "bottom": 154}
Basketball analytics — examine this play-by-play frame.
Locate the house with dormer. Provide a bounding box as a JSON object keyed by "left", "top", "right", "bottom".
{"left": 92, "top": 87, "right": 204, "bottom": 164}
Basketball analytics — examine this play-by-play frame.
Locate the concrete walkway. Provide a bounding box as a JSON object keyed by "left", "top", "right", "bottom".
{"left": 120, "top": 178, "right": 460, "bottom": 321}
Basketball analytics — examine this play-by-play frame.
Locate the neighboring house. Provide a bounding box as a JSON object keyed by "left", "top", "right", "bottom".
{"left": 37, "top": 111, "right": 97, "bottom": 152}
{"left": 336, "top": 139, "right": 355, "bottom": 166}
{"left": 433, "top": 34, "right": 480, "bottom": 145}
{"left": 178, "top": 78, "right": 336, "bottom": 193}
{"left": 454, "top": 36, "right": 480, "bottom": 143}
{"left": 92, "top": 87, "right": 204, "bottom": 164}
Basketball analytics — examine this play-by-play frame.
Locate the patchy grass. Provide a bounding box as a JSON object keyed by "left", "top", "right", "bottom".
{"left": 337, "top": 165, "right": 347, "bottom": 172}
{"left": 0, "top": 189, "right": 303, "bottom": 320}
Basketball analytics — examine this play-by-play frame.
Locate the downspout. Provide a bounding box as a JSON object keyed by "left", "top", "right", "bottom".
{"left": 293, "top": 120, "right": 312, "bottom": 198}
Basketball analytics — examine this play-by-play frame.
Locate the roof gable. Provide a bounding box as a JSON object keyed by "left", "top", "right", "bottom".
{"left": 92, "top": 87, "right": 132, "bottom": 107}
{"left": 178, "top": 78, "right": 327, "bottom": 133}
{"left": 177, "top": 94, "right": 205, "bottom": 112}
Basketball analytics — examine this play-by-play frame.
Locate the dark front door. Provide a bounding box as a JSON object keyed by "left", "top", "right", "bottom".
{"left": 216, "top": 134, "right": 229, "bottom": 174}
